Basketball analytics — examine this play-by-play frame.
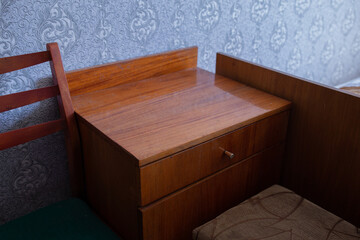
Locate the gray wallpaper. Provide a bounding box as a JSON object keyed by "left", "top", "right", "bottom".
{"left": 1, "top": 0, "right": 360, "bottom": 224}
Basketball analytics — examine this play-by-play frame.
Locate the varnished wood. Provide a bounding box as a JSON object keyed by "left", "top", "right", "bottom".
{"left": 0, "top": 86, "right": 59, "bottom": 113}
{"left": 0, "top": 119, "right": 65, "bottom": 150}
{"left": 71, "top": 47, "right": 291, "bottom": 239}
{"left": 139, "top": 111, "right": 289, "bottom": 206}
{"left": 140, "top": 145, "right": 284, "bottom": 240}
{"left": 253, "top": 110, "right": 289, "bottom": 153}
{"left": 78, "top": 118, "right": 140, "bottom": 240}
{"left": 216, "top": 53, "right": 360, "bottom": 227}
{"left": 140, "top": 123, "right": 255, "bottom": 207}
{"left": 66, "top": 47, "right": 198, "bottom": 96}
{"left": 72, "top": 68, "right": 291, "bottom": 166}
{"left": 47, "top": 43, "right": 84, "bottom": 197}
{"left": 0, "top": 51, "right": 51, "bottom": 74}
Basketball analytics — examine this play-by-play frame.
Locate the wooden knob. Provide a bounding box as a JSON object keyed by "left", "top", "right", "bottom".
{"left": 224, "top": 150, "right": 235, "bottom": 159}
{"left": 219, "top": 147, "right": 235, "bottom": 159}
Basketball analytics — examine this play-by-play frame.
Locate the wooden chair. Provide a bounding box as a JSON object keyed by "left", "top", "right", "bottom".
{"left": 0, "top": 43, "right": 121, "bottom": 240}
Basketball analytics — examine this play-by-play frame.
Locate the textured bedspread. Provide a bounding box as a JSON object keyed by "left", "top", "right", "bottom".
{"left": 193, "top": 185, "right": 360, "bottom": 240}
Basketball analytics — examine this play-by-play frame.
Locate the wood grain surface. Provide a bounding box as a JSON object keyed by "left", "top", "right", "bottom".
{"left": 216, "top": 53, "right": 360, "bottom": 227}
{"left": 66, "top": 47, "right": 198, "bottom": 96}
{"left": 139, "top": 111, "right": 289, "bottom": 206}
{"left": 78, "top": 119, "right": 140, "bottom": 240}
{"left": 72, "top": 68, "right": 291, "bottom": 166}
{"left": 140, "top": 144, "right": 284, "bottom": 240}
{"left": 70, "top": 48, "right": 292, "bottom": 240}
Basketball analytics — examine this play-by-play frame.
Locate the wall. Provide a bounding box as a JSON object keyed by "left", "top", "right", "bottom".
{"left": 1, "top": 0, "right": 360, "bottom": 224}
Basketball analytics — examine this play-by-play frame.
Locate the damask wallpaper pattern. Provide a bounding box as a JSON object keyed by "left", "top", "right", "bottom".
{"left": 0, "top": 0, "right": 360, "bottom": 224}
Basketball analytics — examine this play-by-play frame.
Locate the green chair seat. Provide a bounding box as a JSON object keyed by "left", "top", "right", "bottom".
{"left": 0, "top": 198, "right": 121, "bottom": 240}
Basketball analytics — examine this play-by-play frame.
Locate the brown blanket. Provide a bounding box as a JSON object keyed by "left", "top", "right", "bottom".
{"left": 193, "top": 185, "right": 360, "bottom": 240}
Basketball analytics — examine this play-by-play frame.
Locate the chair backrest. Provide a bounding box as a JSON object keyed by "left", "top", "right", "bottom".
{"left": 0, "top": 42, "right": 83, "bottom": 197}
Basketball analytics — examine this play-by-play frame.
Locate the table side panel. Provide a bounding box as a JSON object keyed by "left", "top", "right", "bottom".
{"left": 78, "top": 118, "right": 140, "bottom": 240}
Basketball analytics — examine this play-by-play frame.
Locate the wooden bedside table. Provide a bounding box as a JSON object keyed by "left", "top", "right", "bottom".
{"left": 67, "top": 47, "right": 291, "bottom": 240}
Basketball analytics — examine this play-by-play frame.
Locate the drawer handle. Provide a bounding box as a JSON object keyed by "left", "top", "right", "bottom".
{"left": 220, "top": 147, "right": 235, "bottom": 159}
{"left": 224, "top": 150, "right": 235, "bottom": 159}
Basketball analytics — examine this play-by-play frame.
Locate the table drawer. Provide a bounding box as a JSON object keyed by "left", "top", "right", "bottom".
{"left": 139, "top": 144, "right": 284, "bottom": 240}
{"left": 139, "top": 111, "right": 289, "bottom": 206}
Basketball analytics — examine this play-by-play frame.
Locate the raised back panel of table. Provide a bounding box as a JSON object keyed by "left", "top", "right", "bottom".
{"left": 66, "top": 47, "right": 198, "bottom": 96}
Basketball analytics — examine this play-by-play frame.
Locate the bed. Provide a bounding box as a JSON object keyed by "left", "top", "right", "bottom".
{"left": 192, "top": 53, "right": 360, "bottom": 239}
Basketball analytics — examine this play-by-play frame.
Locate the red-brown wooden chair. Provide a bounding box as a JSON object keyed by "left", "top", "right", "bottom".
{"left": 0, "top": 43, "right": 121, "bottom": 240}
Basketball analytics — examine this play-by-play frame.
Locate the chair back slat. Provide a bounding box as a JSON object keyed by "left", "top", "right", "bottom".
{"left": 0, "top": 119, "right": 66, "bottom": 151}
{"left": 0, "top": 43, "right": 83, "bottom": 197}
{"left": 0, "top": 51, "right": 51, "bottom": 74}
{"left": 0, "top": 86, "right": 60, "bottom": 113}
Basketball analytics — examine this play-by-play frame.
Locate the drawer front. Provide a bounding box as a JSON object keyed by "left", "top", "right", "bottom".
{"left": 139, "top": 144, "right": 284, "bottom": 240}
{"left": 139, "top": 111, "right": 289, "bottom": 206}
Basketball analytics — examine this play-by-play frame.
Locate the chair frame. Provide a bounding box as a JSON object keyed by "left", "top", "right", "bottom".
{"left": 0, "top": 43, "right": 83, "bottom": 197}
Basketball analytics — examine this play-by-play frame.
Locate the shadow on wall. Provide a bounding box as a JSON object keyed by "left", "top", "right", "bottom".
{"left": 0, "top": 77, "right": 71, "bottom": 224}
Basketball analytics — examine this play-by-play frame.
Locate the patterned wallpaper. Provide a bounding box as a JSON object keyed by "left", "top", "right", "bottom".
{"left": 1, "top": 0, "right": 360, "bottom": 224}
